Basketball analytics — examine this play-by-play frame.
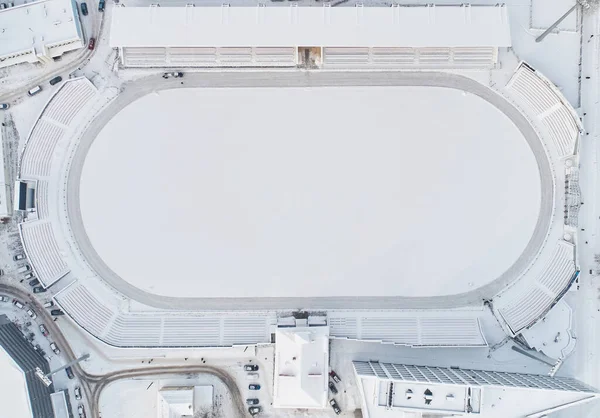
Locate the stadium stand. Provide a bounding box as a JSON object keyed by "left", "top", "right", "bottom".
{"left": 328, "top": 311, "right": 487, "bottom": 347}
{"left": 55, "top": 280, "right": 274, "bottom": 347}
{"left": 19, "top": 221, "right": 69, "bottom": 287}
{"left": 19, "top": 78, "right": 97, "bottom": 179}
{"left": 0, "top": 315, "right": 54, "bottom": 418}
{"left": 506, "top": 62, "right": 580, "bottom": 158}
{"left": 35, "top": 180, "right": 49, "bottom": 220}
{"left": 494, "top": 240, "right": 577, "bottom": 335}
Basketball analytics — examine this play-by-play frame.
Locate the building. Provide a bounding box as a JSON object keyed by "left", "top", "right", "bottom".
{"left": 110, "top": 4, "right": 510, "bottom": 69}
{"left": 50, "top": 390, "right": 73, "bottom": 418}
{"left": 273, "top": 321, "right": 329, "bottom": 409}
{"left": 0, "top": 0, "right": 84, "bottom": 69}
{"left": 353, "top": 361, "right": 600, "bottom": 418}
{"left": 0, "top": 315, "right": 55, "bottom": 418}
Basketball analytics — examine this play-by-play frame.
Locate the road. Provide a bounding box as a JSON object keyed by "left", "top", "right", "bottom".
{"left": 0, "top": 284, "right": 248, "bottom": 418}
{"left": 62, "top": 70, "right": 556, "bottom": 311}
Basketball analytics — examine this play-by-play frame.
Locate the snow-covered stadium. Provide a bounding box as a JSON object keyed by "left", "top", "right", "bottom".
{"left": 15, "top": 4, "right": 582, "bottom": 351}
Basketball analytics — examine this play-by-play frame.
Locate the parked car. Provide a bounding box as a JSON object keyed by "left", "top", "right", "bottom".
{"left": 248, "top": 406, "right": 261, "bottom": 416}
{"left": 66, "top": 366, "right": 74, "bottom": 379}
{"left": 24, "top": 272, "right": 34, "bottom": 280}
{"left": 98, "top": 0, "right": 104, "bottom": 11}
{"left": 29, "top": 278, "right": 40, "bottom": 287}
{"left": 0, "top": 4, "right": 6, "bottom": 10}
{"left": 49, "top": 76, "right": 63, "bottom": 86}
{"left": 80, "top": 2, "right": 88, "bottom": 15}
{"left": 0, "top": 269, "right": 3, "bottom": 276}
{"left": 328, "top": 381, "right": 338, "bottom": 394}
{"left": 0, "top": 295, "right": 9, "bottom": 302}
{"left": 39, "top": 324, "right": 49, "bottom": 337}
{"left": 74, "top": 386, "right": 82, "bottom": 400}
{"left": 78, "top": 404, "right": 86, "bottom": 418}
{"left": 13, "top": 299, "right": 24, "bottom": 309}
{"left": 50, "top": 342, "right": 60, "bottom": 355}
{"left": 244, "top": 364, "right": 259, "bottom": 372}
{"left": 0, "top": 103, "right": 9, "bottom": 110}
{"left": 27, "top": 86, "right": 42, "bottom": 96}
{"left": 329, "top": 399, "right": 341, "bottom": 415}
{"left": 26, "top": 309, "right": 37, "bottom": 319}
{"left": 248, "top": 384, "right": 261, "bottom": 390}
{"left": 246, "top": 398, "right": 259, "bottom": 405}
{"left": 162, "top": 72, "right": 184, "bottom": 79}
{"left": 13, "top": 254, "right": 25, "bottom": 261}
{"left": 44, "top": 301, "right": 55, "bottom": 308}
{"left": 26, "top": 333, "right": 35, "bottom": 342}
{"left": 329, "top": 370, "right": 341, "bottom": 383}
{"left": 51, "top": 309, "right": 65, "bottom": 316}
{"left": 246, "top": 373, "right": 259, "bottom": 381}
{"left": 17, "top": 265, "right": 31, "bottom": 273}
{"left": 33, "top": 344, "right": 46, "bottom": 356}
{"left": 33, "top": 286, "right": 47, "bottom": 294}
{"left": 87, "top": 37, "right": 96, "bottom": 50}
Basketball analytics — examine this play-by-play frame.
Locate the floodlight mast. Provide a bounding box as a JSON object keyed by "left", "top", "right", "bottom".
{"left": 536, "top": 1, "right": 591, "bottom": 43}
{"left": 35, "top": 353, "right": 90, "bottom": 386}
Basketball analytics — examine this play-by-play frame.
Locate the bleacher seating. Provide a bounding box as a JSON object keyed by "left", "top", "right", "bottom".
{"left": 20, "top": 121, "right": 64, "bottom": 178}
{"left": 19, "top": 221, "right": 69, "bottom": 287}
{"left": 55, "top": 280, "right": 275, "bottom": 347}
{"left": 495, "top": 240, "right": 576, "bottom": 334}
{"left": 328, "top": 312, "right": 487, "bottom": 347}
{"left": 35, "top": 180, "right": 49, "bottom": 220}
{"left": 19, "top": 78, "right": 97, "bottom": 179}
{"left": 506, "top": 63, "right": 580, "bottom": 158}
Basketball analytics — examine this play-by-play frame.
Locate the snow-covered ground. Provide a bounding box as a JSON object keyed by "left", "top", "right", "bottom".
{"left": 80, "top": 85, "right": 540, "bottom": 299}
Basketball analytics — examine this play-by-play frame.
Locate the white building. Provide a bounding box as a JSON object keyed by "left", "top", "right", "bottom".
{"left": 110, "top": 4, "right": 511, "bottom": 69}
{"left": 158, "top": 387, "right": 194, "bottom": 418}
{"left": 273, "top": 322, "right": 329, "bottom": 409}
{"left": 353, "top": 361, "right": 600, "bottom": 418}
{"left": 0, "top": 0, "right": 84, "bottom": 69}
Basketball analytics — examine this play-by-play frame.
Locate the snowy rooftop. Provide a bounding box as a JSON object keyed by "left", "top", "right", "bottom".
{"left": 273, "top": 325, "right": 329, "bottom": 409}
{"left": 0, "top": 0, "right": 81, "bottom": 58}
{"left": 110, "top": 4, "right": 511, "bottom": 48}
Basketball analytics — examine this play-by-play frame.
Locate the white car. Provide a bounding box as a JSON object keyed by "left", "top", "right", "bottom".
{"left": 74, "top": 386, "right": 82, "bottom": 400}
{"left": 0, "top": 295, "right": 9, "bottom": 302}
{"left": 50, "top": 342, "right": 60, "bottom": 355}
{"left": 26, "top": 309, "right": 37, "bottom": 319}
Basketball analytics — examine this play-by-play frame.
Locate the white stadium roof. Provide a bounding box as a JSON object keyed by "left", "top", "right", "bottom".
{"left": 110, "top": 4, "right": 511, "bottom": 48}
{"left": 0, "top": 0, "right": 82, "bottom": 63}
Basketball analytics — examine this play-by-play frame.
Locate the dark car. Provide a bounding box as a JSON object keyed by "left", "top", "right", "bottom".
{"left": 88, "top": 37, "right": 96, "bottom": 50}
{"left": 33, "top": 286, "right": 47, "bottom": 293}
{"left": 329, "top": 370, "right": 341, "bottom": 383}
{"left": 0, "top": 103, "right": 9, "bottom": 110}
{"left": 328, "top": 381, "right": 338, "bottom": 394}
{"left": 330, "top": 399, "right": 341, "bottom": 415}
{"left": 248, "top": 406, "right": 261, "bottom": 416}
{"left": 29, "top": 278, "right": 40, "bottom": 287}
{"left": 244, "top": 364, "right": 259, "bottom": 372}
{"left": 65, "top": 366, "right": 74, "bottom": 379}
{"left": 98, "top": 0, "right": 104, "bottom": 11}
{"left": 51, "top": 309, "right": 65, "bottom": 316}
{"left": 80, "top": 2, "right": 88, "bottom": 15}
{"left": 248, "top": 384, "right": 261, "bottom": 390}
{"left": 49, "top": 76, "right": 63, "bottom": 86}
{"left": 246, "top": 398, "right": 259, "bottom": 405}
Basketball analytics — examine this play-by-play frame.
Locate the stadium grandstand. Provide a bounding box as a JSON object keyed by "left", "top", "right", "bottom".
{"left": 0, "top": 315, "right": 55, "bottom": 418}
{"left": 0, "top": 0, "right": 84, "bottom": 68}
{"left": 110, "top": 4, "right": 511, "bottom": 69}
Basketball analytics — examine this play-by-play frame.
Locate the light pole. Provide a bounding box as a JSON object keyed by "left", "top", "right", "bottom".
{"left": 535, "top": 1, "right": 592, "bottom": 43}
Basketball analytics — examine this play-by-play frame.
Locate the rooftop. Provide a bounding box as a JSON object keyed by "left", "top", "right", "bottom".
{"left": 0, "top": 0, "right": 82, "bottom": 59}
{"left": 110, "top": 4, "right": 511, "bottom": 48}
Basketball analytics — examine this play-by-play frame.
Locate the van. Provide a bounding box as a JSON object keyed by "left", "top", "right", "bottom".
{"left": 17, "top": 265, "right": 31, "bottom": 273}
{"left": 28, "top": 86, "right": 42, "bottom": 96}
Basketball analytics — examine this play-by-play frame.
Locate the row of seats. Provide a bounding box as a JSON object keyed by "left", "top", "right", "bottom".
{"left": 19, "top": 221, "right": 69, "bottom": 287}
{"left": 495, "top": 240, "right": 576, "bottom": 335}
{"left": 123, "top": 46, "right": 296, "bottom": 67}
{"left": 35, "top": 180, "right": 49, "bottom": 220}
{"left": 44, "top": 80, "right": 97, "bottom": 126}
{"left": 322, "top": 46, "right": 497, "bottom": 68}
{"left": 506, "top": 63, "right": 579, "bottom": 158}
{"left": 55, "top": 282, "right": 274, "bottom": 347}
{"left": 328, "top": 313, "right": 487, "bottom": 347}
{"left": 19, "top": 78, "right": 97, "bottom": 179}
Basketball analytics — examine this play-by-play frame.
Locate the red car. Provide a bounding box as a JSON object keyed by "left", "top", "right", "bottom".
{"left": 88, "top": 37, "right": 96, "bottom": 50}
{"left": 39, "top": 324, "right": 49, "bottom": 337}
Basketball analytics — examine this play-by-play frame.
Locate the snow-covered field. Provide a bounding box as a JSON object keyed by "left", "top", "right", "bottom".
{"left": 80, "top": 86, "right": 541, "bottom": 298}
